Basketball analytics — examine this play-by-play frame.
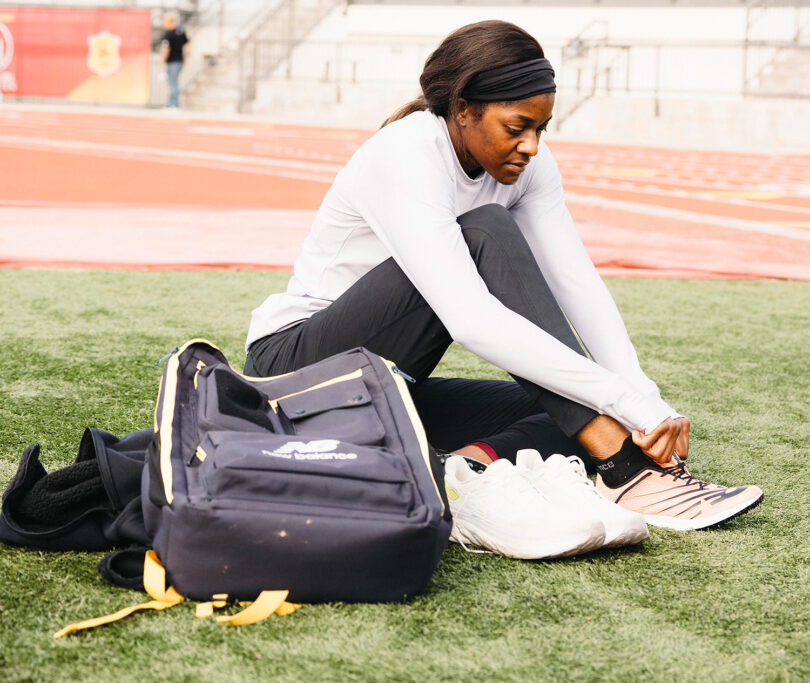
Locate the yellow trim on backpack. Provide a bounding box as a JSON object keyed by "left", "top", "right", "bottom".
{"left": 384, "top": 360, "right": 445, "bottom": 515}
{"left": 159, "top": 352, "right": 180, "bottom": 505}
{"left": 192, "top": 359, "right": 207, "bottom": 390}
{"left": 236, "top": 368, "right": 295, "bottom": 383}
{"left": 157, "top": 338, "right": 212, "bottom": 505}
{"left": 153, "top": 373, "right": 164, "bottom": 433}
{"left": 267, "top": 368, "right": 364, "bottom": 413}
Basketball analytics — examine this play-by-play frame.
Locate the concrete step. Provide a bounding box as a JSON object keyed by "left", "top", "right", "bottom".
{"left": 759, "top": 50, "right": 810, "bottom": 96}
{"left": 183, "top": 86, "right": 240, "bottom": 106}
{"left": 186, "top": 0, "right": 341, "bottom": 112}
{"left": 184, "top": 100, "right": 240, "bottom": 114}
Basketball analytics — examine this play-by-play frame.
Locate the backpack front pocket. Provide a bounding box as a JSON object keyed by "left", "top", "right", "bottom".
{"left": 196, "top": 367, "right": 281, "bottom": 434}
{"left": 197, "top": 431, "right": 413, "bottom": 515}
{"left": 276, "top": 377, "right": 386, "bottom": 446}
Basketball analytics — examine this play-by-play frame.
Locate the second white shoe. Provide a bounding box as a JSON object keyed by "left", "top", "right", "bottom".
{"left": 516, "top": 450, "right": 649, "bottom": 548}
{"left": 444, "top": 456, "right": 605, "bottom": 559}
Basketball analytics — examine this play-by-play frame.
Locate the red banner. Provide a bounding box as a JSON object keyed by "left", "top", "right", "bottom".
{"left": 0, "top": 7, "right": 151, "bottom": 103}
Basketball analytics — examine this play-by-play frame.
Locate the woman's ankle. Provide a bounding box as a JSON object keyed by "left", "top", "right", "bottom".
{"left": 576, "top": 415, "right": 631, "bottom": 460}
{"left": 453, "top": 443, "right": 495, "bottom": 465}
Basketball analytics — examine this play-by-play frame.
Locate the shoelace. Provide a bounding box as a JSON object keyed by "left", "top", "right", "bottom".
{"left": 543, "top": 456, "right": 601, "bottom": 497}
{"left": 513, "top": 466, "right": 547, "bottom": 496}
{"left": 456, "top": 464, "right": 538, "bottom": 509}
{"left": 659, "top": 461, "right": 711, "bottom": 490}
{"left": 453, "top": 536, "right": 493, "bottom": 555}
{"left": 564, "top": 456, "right": 592, "bottom": 484}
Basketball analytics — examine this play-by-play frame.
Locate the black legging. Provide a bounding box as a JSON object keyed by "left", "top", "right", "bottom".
{"left": 245, "top": 203, "right": 595, "bottom": 465}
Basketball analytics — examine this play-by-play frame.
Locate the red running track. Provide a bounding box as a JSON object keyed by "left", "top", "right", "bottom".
{"left": 2, "top": 106, "right": 809, "bottom": 279}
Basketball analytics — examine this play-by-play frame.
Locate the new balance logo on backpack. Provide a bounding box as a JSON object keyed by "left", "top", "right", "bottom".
{"left": 262, "top": 440, "right": 359, "bottom": 461}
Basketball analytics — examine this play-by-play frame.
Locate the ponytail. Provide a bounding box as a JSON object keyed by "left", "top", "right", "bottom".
{"left": 381, "top": 95, "right": 428, "bottom": 128}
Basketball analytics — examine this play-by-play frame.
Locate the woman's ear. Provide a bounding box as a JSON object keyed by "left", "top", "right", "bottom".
{"left": 456, "top": 98, "right": 470, "bottom": 127}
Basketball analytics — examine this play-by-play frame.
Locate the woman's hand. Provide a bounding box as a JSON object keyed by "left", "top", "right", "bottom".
{"left": 632, "top": 418, "right": 684, "bottom": 465}
{"left": 673, "top": 417, "right": 690, "bottom": 460}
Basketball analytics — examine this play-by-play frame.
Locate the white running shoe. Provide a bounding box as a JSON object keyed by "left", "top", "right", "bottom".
{"left": 443, "top": 456, "right": 605, "bottom": 559}
{"left": 516, "top": 450, "right": 649, "bottom": 548}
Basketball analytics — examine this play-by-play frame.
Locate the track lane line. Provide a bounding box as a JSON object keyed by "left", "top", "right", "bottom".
{"left": 565, "top": 192, "right": 810, "bottom": 242}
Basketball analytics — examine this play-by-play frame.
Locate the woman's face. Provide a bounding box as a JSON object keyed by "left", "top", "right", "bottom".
{"left": 452, "top": 93, "right": 555, "bottom": 185}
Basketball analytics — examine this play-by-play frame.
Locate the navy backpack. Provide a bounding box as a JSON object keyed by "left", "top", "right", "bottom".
{"left": 52, "top": 339, "right": 451, "bottom": 634}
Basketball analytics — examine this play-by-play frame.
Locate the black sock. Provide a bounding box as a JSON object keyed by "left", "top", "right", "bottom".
{"left": 595, "top": 435, "right": 661, "bottom": 488}
{"left": 435, "top": 450, "right": 488, "bottom": 474}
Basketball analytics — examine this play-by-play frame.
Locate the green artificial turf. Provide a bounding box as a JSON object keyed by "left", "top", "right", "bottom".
{"left": 0, "top": 270, "right": 808, "bottom": 683}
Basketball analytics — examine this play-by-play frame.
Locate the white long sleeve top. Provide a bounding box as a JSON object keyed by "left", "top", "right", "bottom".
{"left": 247, "top": 111, "right": 679, "bottom": 433}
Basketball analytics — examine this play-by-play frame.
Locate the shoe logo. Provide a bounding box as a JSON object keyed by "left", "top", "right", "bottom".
{"left": 445, "top": 485, "right": 460, "bottom": 501}
{"left": 706, "top": 486, "right": 746, "bottom": 504}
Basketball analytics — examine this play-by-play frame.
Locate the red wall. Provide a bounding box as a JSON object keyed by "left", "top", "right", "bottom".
{"left": 0, "top": 7, "right": 151, "bottom": 103}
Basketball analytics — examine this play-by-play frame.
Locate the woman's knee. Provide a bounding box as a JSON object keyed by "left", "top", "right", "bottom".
{"left": 458, "top": 203, "right": 518, "bottom": 234}
{"left": 457, "top": 203, "right": 523, "bottom": 249}
{"left": 457, "top": 203, "right": 531, "bottom": 267}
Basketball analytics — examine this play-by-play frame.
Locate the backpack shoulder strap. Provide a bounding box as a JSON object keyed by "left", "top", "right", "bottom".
{"left": 55, "top": 551, "right": 301, "bottom": 637}
{"left": 54, "top": 550, "right": 183, "bottom": 638}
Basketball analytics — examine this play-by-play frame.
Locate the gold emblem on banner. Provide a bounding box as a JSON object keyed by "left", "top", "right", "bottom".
{"left": 86, "top": 30, "right": 121, "bottom": 77}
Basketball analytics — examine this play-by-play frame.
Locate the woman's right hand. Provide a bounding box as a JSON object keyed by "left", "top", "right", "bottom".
{"left": 632, "top": 418, "right": 682, "bottom": 465}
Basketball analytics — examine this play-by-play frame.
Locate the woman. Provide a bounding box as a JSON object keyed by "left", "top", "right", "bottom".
{"left": 244, "top": 21, "right": 762, "bottom": 542}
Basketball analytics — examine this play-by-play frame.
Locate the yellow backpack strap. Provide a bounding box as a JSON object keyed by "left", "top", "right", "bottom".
{"left": 274, "top": 599, "right": 302, "bottom": 617}
{"left": 217, "top": 591, "right": 300, "bottom": 626}
{"left": 54, "top": 550, "right": 183, "bottom": 638}
{"left": 195, "top": 590, "right": 301, "bottom": 626}
{"left": 195, "top": 593, "right": 230, "bottom": 618}
{"left": 55, "top": 551, "right": 300, "bottom": 637}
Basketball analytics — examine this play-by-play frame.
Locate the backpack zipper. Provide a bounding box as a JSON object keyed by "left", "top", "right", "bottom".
{"left": 391, "top": 365, "right": 416, "bottom": 383}
{"left": 154, "top": 347, "right": 179, "bottom": 366}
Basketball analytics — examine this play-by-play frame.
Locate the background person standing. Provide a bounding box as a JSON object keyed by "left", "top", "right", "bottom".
{"left": 160, "top": 11, "right": 189, "bottom": 109}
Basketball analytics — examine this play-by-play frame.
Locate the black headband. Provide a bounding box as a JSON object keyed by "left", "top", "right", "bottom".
{"left": 461, "top": 57, "right": 556, "bottom": 102}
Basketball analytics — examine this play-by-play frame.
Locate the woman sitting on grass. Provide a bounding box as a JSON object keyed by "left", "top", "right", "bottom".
{"left": 244, "top": 20, "right": 763, "bottom": 556}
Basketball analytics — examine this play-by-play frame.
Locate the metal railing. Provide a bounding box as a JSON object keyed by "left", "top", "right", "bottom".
{"left": 246, "top": 35, "right": 810, "bottom": 110}
{"left": 180, "top": 0, "right": 287, "bottom": 95}
{"left": 234, "top": 0, "right": 341, "bottom": 110}
{"left": 175, "top": 0, "right": 809, "bottom": 116}
{"left": 742, "top": 0, "right": 810, "bottom": 95}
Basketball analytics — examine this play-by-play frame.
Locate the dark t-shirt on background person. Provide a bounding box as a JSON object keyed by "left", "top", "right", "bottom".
{"left": 162, "top": 28, "right": 188, "bottom": 64}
